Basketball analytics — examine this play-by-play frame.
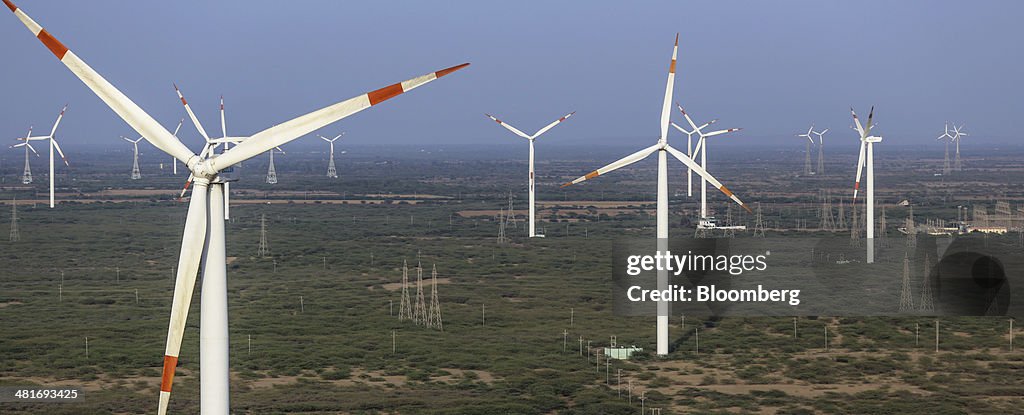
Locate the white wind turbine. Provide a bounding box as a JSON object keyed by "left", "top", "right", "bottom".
{"left": 813, "top": 127, "right": 828, "bottom": 175}
{"left": 851, "top": 107, "right": 881, "bottom": 264}
{"left": 173, "top": 89, "right": 252, "bottom": 220}
{"left": 11, "top": 105, "right": 70, "bottom": 207}
{"left": 936, "top": 122, "right": 953, "bottom": 175}
{"left": 951, "top": 123, "right": 967, "bottom": 171}
{"left": 10, "top": 126, "right": 39, "bottom": 184}
{"left": 562, "top": 35, "right": 751, "bottom": 356}
{"left": 670, "top": 105, "right": 717, "bottom": 197}
{"left": 121, "top": 136, "right": 144, "bottom": 179}
{"left": 796, "top": 125, "right": 815, "bottom": 175}
{"left": 2, "top": 2, "right": 469, "bottom": 414}
{"left": 123, "top": 118, "right": 184, "bottom": 181}
{"left": 675, "top": 105, "right": 741, "bottom": 224}
{"left": 486, "top": 111, "right": 575, "bottom": 237}
{"left": 318, "top": 133, "right": 343, "bottom": 178}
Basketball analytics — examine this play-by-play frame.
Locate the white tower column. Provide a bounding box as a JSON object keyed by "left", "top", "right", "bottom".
{"left": 687, "top": 135, "right": 693, "bottom": 197}
{"left": 700, "top": 139, "right": 708, "bottom": 219}
{"left": 866, "top": 143, "right": 875, "bottom": 264}
{"left": 656, "top": 149, "right": 669, "bottom": 356}
{"left": 49, "top": 138, "right": 55, "bottom": 208}
{"left": 201, "top": 183, "right": 229, "bottom": 415}
{"left": 529, "top": 139, "right": 536, "bottom": 238}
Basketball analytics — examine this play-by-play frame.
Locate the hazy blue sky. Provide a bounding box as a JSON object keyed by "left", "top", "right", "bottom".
{"left": 1, "top": 1, "right": 1021, "bottom": 154}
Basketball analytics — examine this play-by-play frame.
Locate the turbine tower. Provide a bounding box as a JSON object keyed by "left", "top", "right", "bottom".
{"left": 266, "top": 148, "right": 280, "bottom": 184}
{"left": 257, "top": 214, "right": 269, "bottom": 257}
{"left": 562, "top": 35, "right": 751, "bottom": 356}
{"left": 813, "top": 128, "right": 828, "bottom": 175}
{"left": 121, "top": 136, "right": 144, "bottom": 180}
{"left": 676, "top": 105, "right": 741, "bottom": 224}
{"left": 318, "top": 133, "right": 343, "bottom": 178}
{"left": 486, "top": 111, "right": 575, "bottom": 238}
{"left": 670, "top": 108, "right": 717, "bottom": 196}
{"left": 9, "top": 197, "right": 19, "bottom": 242}
{"left": 796, "top": 125, "right": 814, "bottom": 175}
{"left": 951, "top": 124, "right": 967, "bottom": 171}
{"left": 427, "top": 264, "right": 443, "bottom": 330}
{"left": 851, "top": 107, "right": 882, "bottom": 264}
{"left": 936, "top": 123, "right": 952, "bottom": 175}
{"left": 2, "top": 3, "right": 469, "bottom": 412}
{"left": 414, "top": 261, "right": 427, "bottom": 325}
{"left": 398, "top": 259, "right": 412, "bottom": 321}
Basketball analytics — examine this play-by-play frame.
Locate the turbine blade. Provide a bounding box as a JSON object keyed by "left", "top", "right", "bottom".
{"left": 51, "top": 138, "right": 68, "bottom": 166}
{"left": 675, "top": 104, "right": 699, "bottom": 132}
{"left": 561, "top": 143, "right": 660, "bottom": 187}
{"left": 172, "top": 118, "right": 184, "bottom": 137}
{"left": 485, "top": 114, "right": 532, "bottom": 139}
{"left": 158, "top": 183, "right": 210, "bottom": 415}
{"left": 220, "top": 95, "right": 227, "bottom": 139}
{"left": 853, "top": 140, "right": 866, "bottom": 200}
{"left": 865, "top": 106, "right": 875, "bottom": 133}
{"left": 532, "top": 111, "right": 575, "bottom": 139}
{"left": 26, "top": 142, "right": 38, "bottom": 156}
{"left": 49, "top": 104, "right": 68, "bottom": 137}
{"left": 174, "top": 84, "right": 211, "bottom": 142}
{"left": 671, "top": 122, "right": 690, "bottom": 134}
{"left": 3, "top": 1, "right": 196, "bottom": 165}
{"left": 214, "top": 63, "right": 469, "bottom": 169}
{"left": 850, "top": 108, "right": 865, "bottom": 137}
{"left": 665, "top": 144, "right": 752, "bottom": 213}
{"left": 702, "top": 127, "right": 742, "bottom": 138}
{"left": 659, "top": 35, "right": 679, "bottom": 144}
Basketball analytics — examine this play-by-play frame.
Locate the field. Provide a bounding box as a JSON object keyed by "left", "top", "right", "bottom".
{"left": 0, "top": 144, "right": 1022, "bottom": 414}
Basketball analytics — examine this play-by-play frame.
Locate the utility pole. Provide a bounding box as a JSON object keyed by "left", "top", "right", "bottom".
{"left": 935, "top": 320, "right": 939, "bottom": 352}
{"left": 563, "top": 329, "right": 568, "bottom": 352}
{"left": 617, "top": 369, "right": 622, "bottom": 397}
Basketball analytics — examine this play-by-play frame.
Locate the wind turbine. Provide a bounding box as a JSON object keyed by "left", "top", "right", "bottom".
{"left": 485, "top": 111, "right": 575, "bottom": 237}
{"left": 936, "top": 122, "right": 952, "bottom": 175}
{"left": 561, "top": 35, "right": 751, "bottom": 356}
{"left": 121, "top": 136, "right": 144, "bottom": 180}
{"left": 951, "top": 123, "right": 967, "bottom": 171}
{"left": 11, "top": 105, "right": 70, "bottom": 207}
{"left": 10, "top": 126, "right": 39, "bottom": 184}
{"left": 173, "top": 89, "right": 251, "bottom": 220}
{"left": 123, "top": 118, "right": 184, "bottom": 181}
{"left": 2, "top": 2, "right": 469, "bottom": 413}
{"left": 813, "top": 128, "right": 828, "bottom": 175}
{"left": 675, "top": 105, "right": 741, "bottom": 224}
{"left": 318, "top": 133, "right": 343, "bottom": 178}
{"left": 851, "top": 107, "right": 881, "bottom": 264}
{"left": 796, "top": 125, "right": 815, "bottom": 175}
{"left": 670, "top": 105, "right": 717, "bottom": 196}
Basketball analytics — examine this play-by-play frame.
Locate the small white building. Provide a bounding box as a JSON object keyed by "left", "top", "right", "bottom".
{"left": 603, "top": 346, "right": 643, "bottom": 360}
